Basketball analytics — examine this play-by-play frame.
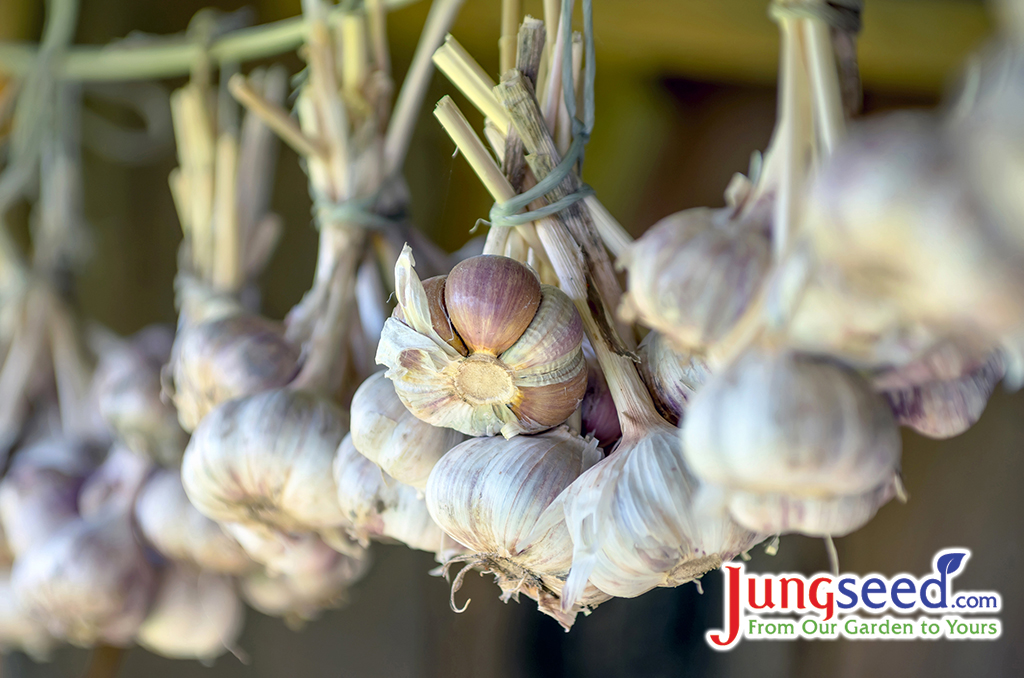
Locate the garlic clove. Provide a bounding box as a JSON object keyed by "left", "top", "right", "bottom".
{"left": 12, "top": 509, "right": 157, "bottom": 647}
{"left": 349, "top": 371, "right": 465, "bottom": 489}
{"left": 580, "top": 348, "right": 621, "bottom": 448}
{"left": 683, "top": 350, "right": 901, "bottom": 498}
{"left": 637, "top": 331, "right": 711, "bottom": 426}
{"left": 136, "top": 564, "right": 244, "bottom": 662}
{"left": 0, "top": 568, "right": 54, "bottom": 661}
{"left": 170, "top": 313, "right": 301, "bottom": 432}
{"left": 444, "top": 255, "right": 542, "bottom": 355}
{"left": 134, "top": 469, "right": 252, "bottom": 574}
{"left": 884, "top": 353, "right": 1004, "bottom": 439}
{"left": 393, "top": 276, "right": 468, "bottom": 355}
{"left": 181, "top": 389, "right": 348, "bottom": 532}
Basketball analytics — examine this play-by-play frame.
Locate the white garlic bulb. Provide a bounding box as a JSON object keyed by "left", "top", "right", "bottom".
{"left": 0, "top": 568, "right": 54, "bottom": 661}
{"left": 221, "top": 522, "right": 364, "bottom": 577}
{"left": 377, "top": 247, "right": 587, "bottom": 438}
{"left": 349, "top": 371, "right": 465, "bottom": 489}
{"left": 535, "top": 419, "right": 761, "bottom": 610}
{"left": 134, "top": 469, "right": 251, "bottom": 574}
{"left": 92, "top": 325, "right": 188, "bottom": 466}
{"left": 182, "top": 388, "right": 348, "bottom": 532}
{"left": 637, "top": 331, "right": 711, "bottom": 425}
{"left": 0, "top": 438, "right": 97, "bottom": 558}
{"left": 136, "top": 564, "right": 244, "bottom": 662}
{"left": 12, "top": 509, "right": 157, "bottom": 646}
{"left": 682, "top": 349, "right": 902, "bottom": 537}
{"left": 170, "top": 312, "right": 301, "bottom": 432}
{"left": 425, "top": 427, "right": 609, "bottom": 629}
{"left": 884, "top": 353, "right": 1003, "bottom": 439}
{"left": 78, "top": 445, "right": 152, "bottom": 518}
{"left": 619, "top": 206, "right": 771, "bottom": 354}
{"left": 334, "top": 433, "right": 458, "bottom": 555}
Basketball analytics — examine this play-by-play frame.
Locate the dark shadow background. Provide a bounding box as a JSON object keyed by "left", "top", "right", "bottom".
{"left": 2, "top": 1, "right": 1020, "bottom": 676}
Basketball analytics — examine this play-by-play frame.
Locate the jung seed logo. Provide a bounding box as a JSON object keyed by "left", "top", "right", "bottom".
{"left": 706, "top": 548, "right": 1001, "bottom": 649}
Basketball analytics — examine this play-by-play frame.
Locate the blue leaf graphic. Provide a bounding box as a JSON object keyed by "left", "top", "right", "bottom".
{"left": 937, "top": 552, "right": 966, "bottom": 577}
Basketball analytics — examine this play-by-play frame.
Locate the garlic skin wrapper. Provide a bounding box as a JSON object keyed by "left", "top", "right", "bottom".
{"left": 534, "top": 421, "right": 761, "bottom": 610}
{"left": 182, "top": 389, "right": 348, "bottom": 532}
{"left": 170, "top": 313, "right": 301, "bottom": 432}
{"left": 377, "top": 248, "right": 587, "bottom": 438}
{"left": 884, "top": 353, "right": 1004, "bottom": 439}
{"left": 92, "top": 325, "right": 188, "bottom": 466}
{"left": 425, "top": 427, "right": 609, "bottom": 629}
{"left": 136, "top": 564, "right": 244, "bottom": 662}
{"left": 0, "top": 569, "right": 54, "bottom": 661}
{"left": 637, "top": 331, "right": 711, "bottom": 426}
{"left": 78, "top": 445, "right": 152, "bottom": 518}
{"left": 0, "top": 439, "right": 97, "bottom": 558}
{"left": 682, "top": 350, "right": 902, "bottom": 537}
{"left": 619, "top": 206, "right": 771, "bottom": 354}
{"left": 134, "top": 469, "right": 251, "bottom": 574}
{"left": 801, "top": 113, "right": 1024, "bottom": 339}
{"left": 334, "top": 434, "right": 458, "bottom": 555}
{"left": 12, "top": 509, "right": 157, "bottom": 647}
{"left": 349, "top": 371, "right": 465, "bottom": 489}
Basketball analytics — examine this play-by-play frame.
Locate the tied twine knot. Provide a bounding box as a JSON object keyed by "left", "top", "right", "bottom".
{"left": 313, "top": 191, "right": 402, "bottom": 231}
{"left": 769, "top": 0, "right": 863, "bottom": 34}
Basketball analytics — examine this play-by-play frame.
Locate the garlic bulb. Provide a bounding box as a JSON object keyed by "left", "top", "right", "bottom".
{"left": 682, "top": 349, "right": 902, "bottom": 537}
{"left": 136, "top": 564, "right": 244, "bottom": 662}
{"left": 78, "top": 445, "right": 152, "bottom": 518}
{"left": 222, "top": 522, "right": 364, "bottom": 577}
{"left": 182, "top": 388, "right": 348, "bottom": 532}
{"left": 92, "top": 325, "right": 188, "bottom": 465}
{"left": 12, "top": 509, "right": 157, "bottom": 646}
{"left": 0, "top": 439, "right": 97, "bottom": 558}
{"left": 240, "top": 551, "right": 370, "bottom": 628}
{"left": 349, "top": 371, "right": 465, "bottom": 489}
{"left": 377, "top": 247, "right": 587, "bottom": 438}
{"left": 170, "top": 313, "right": 300, "bottom": 432}
{"left": 637, "top": 331, "right": 711, "bottom": 426}
{"left": 801, "top": 113, "right": 1024, "bottom": 339}
{"left": 619, "top": 207, "right": 771, "bottom": 354}
{"left": 425, "top": 427, "right": 609, "bottom": 628}
{"left": 334, "top": 433, "right": 459, "bottom": 555}
{"left": 134, "top": 469, "right": 251, "bottom": 574}
{"left": 0, "top": 568, "right": 53, "bottom": 661}
{"left": 884, "top": 353, "right": 1004, "bottom": 439}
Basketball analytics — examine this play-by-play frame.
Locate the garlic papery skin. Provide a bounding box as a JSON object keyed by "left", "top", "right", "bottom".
{"left": 181, "top": 388, "right": 348, "bottom": 532}
{"left": 682, "top": 349, "right": 902, "bottom": 536}
{"left": 334, "top": 434, "right": 457, "bottom": 554}
{"left": 78, "top": 445, "right": 153, "bottom": 518}
{"left": 425, "top": 427, "right": 609, "bottom": 628}
{"left": 349, "top": 371, "right": 465, "bottom": 489}
{"left": 0, "top": 568, "right": 54, "bottom": 661}
{"left": 240, "top": 552, "right": 370, "bottom": 629}
{"left": 376, "top": 247, "right": 587, "bottom": 438}
{"left": 134, "top": 469, "right": 252, "bottom": 574}
{"left": 136, "top": 564, "right": 244, "bottom": 662}
{"left": 800, "top": 113, "right": 1024, "bottom": 339}
{"left": 619, "top": 207, "right": 771, "bottom": 354}
{"left": 637, "top": 331, "right": 711, "bottom": 426}
{"left": 12, "top": 509, "right": 157, "bottom": 647}
{"left": 170, "top": 312, "right": 301, "bottom": 432}
{"left": 0, "top": 439, "right": 97, "bottom": 558}
{"left": 884, "top": 353, "right": 1004, "bottom": 439}
{"left": 92, "top": 325, "right": 188, "bottom": 466}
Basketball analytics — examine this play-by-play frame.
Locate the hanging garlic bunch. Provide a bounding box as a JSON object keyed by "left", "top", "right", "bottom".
{"left": 136, "top": 564, "right": 244, "bottom": 662}
{"left": 349, "top": 371, "right": 465, "bottom": 489}
{"left": 637, "top": 331, "right": 711, "bottom": 426}
{"left": 376, "top": 248, "right": 587, "bottom": 438}
{"left": 91, "top": 325, "right": 188, "bottom": 465}
{"left": 683, "top": 349, "right": 903, "bottom": 537}
{"left": 619, "top": 204, "right": 772, "bottom": 354}
{"left": 12, "top": 508, "right": 157, "bottom": 647}
{"left": 334, "top": 433, "right": 460, "bottom": 556}
{"left": 134, "top": 469, "right": 252, "bottom": 574}
{"left": 0, "top": 438, "right": 99, "bottom": 558}
{"left": 425, "top": 426, "right": 610, "bottom": 629}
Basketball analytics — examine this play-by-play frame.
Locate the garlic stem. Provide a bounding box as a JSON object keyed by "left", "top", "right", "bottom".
{"left": 367, "top": 0, "right": 392, "bottom": 80}
{"left": 499, "top": 0, "right": 522, "bottom": 75}
{"left": 541, "top": 12, "right": 565, "bottom": 134}
{"left": 228, "top": 73, "right": 324, "bottom": 159}
{"left": 432, "top": 38, "right": 511, "bottom": 132}
{"left": 802, "top": 16, "right": 845, "bottom": 157}
{"left": 341, "top": 13, "right": 370, "bottom": 99}
{"left": 212, "top": 132, "right": 241, "bottom": 291}
{"left": 772, "top": 15, "right": 805, "bottom": 259}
